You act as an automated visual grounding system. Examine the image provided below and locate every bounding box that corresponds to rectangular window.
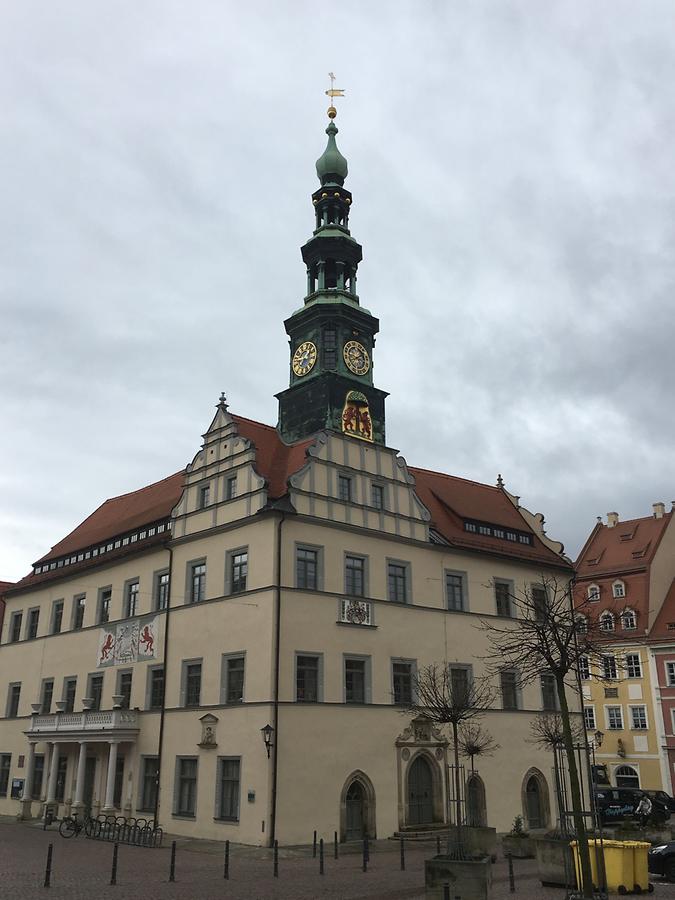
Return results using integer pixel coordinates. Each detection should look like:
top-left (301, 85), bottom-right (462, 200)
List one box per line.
top-left (296, 547), bottom-right (318, 590)
top-left (55, 757), bottom-right (67, 802)
top-left (51, 600), bottom-right (64, 635)
top-left (387, 562), bottom-right (408, 604)
top-left (667, 662), bottom-right (675, 686)
top-left (148, 667), bottom-right (164, 710)
top-left (27, 609), bottom-right (40, 639)
top-left (217, 758), bottom-right (241, 821)
top-left (231, 551), bottom-right (248, 594)
top-left (371, 484), bottom-right (384, 510)
top-left (0, 754), bottom-right (10, 796)
top-left (223, 655), bottom-right (245, 704)
top-left (345, 657), bottom-right (368, 704)
top-left (626, 654), bottom-right (642, 679)
top-left (10, 612), bottom-right (22, 643)
top-left (500, 670), bottom-right (519, 710)
top-left (296, 654), bottom-right (321, 702)
top-left (392, 661), bottom-right (414, 705)
top-left (446, 572), bottom-right (466, 612)
top-left (450, 666), bottom-right (471, 705)
top-left (630, 705), bottom-right (648, 730)
top-left (602, 656), bottom-right (618, 680)
top-left (175, 757), bottom-right (198, 816)
top-left (190, 563), bottom-right (206, 603)
top-left (31, 754), bottom-right (44, 800)
top-left (226, 476), bottom-right (237, 500)
top-left (7, 683), bottom-right (21, 718)
top-left (579, 657), bottom-right (590, 681)
top-left (98, 588), bottom-right (112, 624)
top-left (345, 555), bottom-right (365, 597)
top-left (155, 571), bottom-right (170, 611)
top-left (140, 757), bottom-right (159, 812)
top-left (198, 484), bottom-right (211, 509)
top-left (495, 581), bottom-right (512, 617)
top-left (41, 679), bottom-right (54, 715)
top-left (184, 662), bottom-right (202, 707)
top-left (541, 674), bottom-right (558, 711)
top-left (584, 707), bottom-right (596, 730)
top-left (125, 581), bottom-right (139, 618)
top-left (607, 706), bottom-right (623, 730)
top-left (63, 677), bottom-right (77, 713)
top-left (117, 671), bottom-right (132, 709)
top-left (88, 674), bottom-right (104, 711)
top-left (113, 757), bottom-right (124, 808)
top-left (323, 328), bottom-right (337, 369)
top-left (338, 474), bottom-right (352, 503)
top-left (73, 595), bottom-right (85, 630)
top-left (532, 586), bottom-right (548, 621)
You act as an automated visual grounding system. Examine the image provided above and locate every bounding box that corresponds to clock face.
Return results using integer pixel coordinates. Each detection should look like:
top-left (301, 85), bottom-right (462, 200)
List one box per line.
top-left (292, 341), bottom-right (317, 377)
top-left (343, 340), bottom-right (370, 376)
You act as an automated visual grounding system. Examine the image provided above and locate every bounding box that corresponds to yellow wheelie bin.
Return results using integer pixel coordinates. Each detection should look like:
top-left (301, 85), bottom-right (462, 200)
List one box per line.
top-left (571, 839), bottom-right (635, 894)
top-left (624, 840), bottom-right (651, 893)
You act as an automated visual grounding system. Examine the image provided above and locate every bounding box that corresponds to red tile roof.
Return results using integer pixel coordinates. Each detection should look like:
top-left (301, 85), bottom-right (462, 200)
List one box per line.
top-left (576, 513), bottom-right (672, 579)
top-left (0, 581), bottom-right (14, 595)
top-left (8, 415), bottom-right (569, 594)
top-left (649, 578), bottom-right (675, 642)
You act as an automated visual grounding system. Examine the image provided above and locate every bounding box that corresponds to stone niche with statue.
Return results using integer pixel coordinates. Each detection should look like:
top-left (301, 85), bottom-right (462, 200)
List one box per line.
top-left (198, 713), bottom-right (218, 749)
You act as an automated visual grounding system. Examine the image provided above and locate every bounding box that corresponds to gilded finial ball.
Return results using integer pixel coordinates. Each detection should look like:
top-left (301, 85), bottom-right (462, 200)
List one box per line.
top-left (321, 192), bottom-right (328, 198)
top-left (312, 199), bottom-right (318, 205)
top-left (334, 192), bottom-right (340, 197)
top-left (327, 105), bottom-right (337, 119)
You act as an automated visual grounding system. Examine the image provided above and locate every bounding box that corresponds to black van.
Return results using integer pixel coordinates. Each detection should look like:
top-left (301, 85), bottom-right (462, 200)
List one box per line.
top-left (594, 787), bottom-right (670, 825)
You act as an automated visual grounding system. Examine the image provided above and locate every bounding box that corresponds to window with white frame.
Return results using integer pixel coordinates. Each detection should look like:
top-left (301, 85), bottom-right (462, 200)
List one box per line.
top-left (625, 653), bottom-right (642, 678)
top-left (576, 616), bottom-right (588, 634)
top-left (599, 612), bottom-right (615, 632)
top-left (667, 662), bottom-right (675, 687)
top-left (584, 706), bottom-right (596, 730)
top-left (588, 584), bottom-right (600, 601)
top-left (629, 705), bottom-right (648, 730)
top-left (606, 706), bottom-right (623, 730)
top-left (613, 580), bottom-right (626, 599)
top-left (621, 609), bottom-right (636, 631)
top-left (578, 657), bottom-right (590, 681)
top-left (602, 655), bottom-right (618, 680)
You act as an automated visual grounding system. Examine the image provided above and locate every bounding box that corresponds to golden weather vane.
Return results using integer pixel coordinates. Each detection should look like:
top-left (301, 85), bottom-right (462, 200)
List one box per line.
top-left (325, 71), bottom-right (345, 119)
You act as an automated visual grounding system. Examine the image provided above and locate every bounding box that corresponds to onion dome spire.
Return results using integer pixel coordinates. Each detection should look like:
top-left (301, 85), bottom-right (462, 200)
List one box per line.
top-left (316, 120), bottom-right (348, 186)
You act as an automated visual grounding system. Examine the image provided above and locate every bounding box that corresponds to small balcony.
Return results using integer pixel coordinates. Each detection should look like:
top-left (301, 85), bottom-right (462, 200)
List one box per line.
top-left (338, 598), bottom-right (375, 627)
top-left (26, 709), bottom-right (139, 742)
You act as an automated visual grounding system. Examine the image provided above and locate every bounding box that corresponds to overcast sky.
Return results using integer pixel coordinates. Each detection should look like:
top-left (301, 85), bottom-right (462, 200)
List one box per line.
top-left (2, 1), bottom-right (674, 581)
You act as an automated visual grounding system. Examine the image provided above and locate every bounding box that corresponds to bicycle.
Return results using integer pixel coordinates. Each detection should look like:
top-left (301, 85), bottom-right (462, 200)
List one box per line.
top-left (58, 811), bottom-right (96, 838)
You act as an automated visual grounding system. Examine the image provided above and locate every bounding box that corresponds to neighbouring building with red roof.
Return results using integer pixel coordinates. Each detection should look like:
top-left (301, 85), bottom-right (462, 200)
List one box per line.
top-left (574, 505), bottom-right (675, 794)
top-left (645, 575), bottom-right (675, 794)
top-left (0, 581), bottom-right (12, 646)
top-left (0, 111), bottom-right (576, 843)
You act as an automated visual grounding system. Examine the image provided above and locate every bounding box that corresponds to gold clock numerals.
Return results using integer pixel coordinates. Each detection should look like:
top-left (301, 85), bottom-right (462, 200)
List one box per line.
top-left (343, 340), bottom-right (370, 376)
top-left (292, 340), bottom-right (318, 377)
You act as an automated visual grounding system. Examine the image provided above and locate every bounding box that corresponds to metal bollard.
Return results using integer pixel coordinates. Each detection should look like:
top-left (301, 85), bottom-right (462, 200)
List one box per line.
top-left (273, 840), bottom-right (279, 878)
top-left (169, 840), bottom-right (176, 882)
top-left (313, 829), bottom-right (317, 858)
top-left (44, 843), bottom-right (53, 888)
top-left (334, 830), bottom-right (338, 860)
top-left (223, 839), bottom-right (229, 879)
top-left (508, 851), bottom-right (515, 893)
top-left (436, 834), bottom-right (441, 855)
top-left (362, 837), bottom-right (368, 873)
top-left (400, 836), bottom-right (405, 871)
top-left (110, 842), bottom-right (119, 886)
top-left (319, 837), bottom-right (324, 875)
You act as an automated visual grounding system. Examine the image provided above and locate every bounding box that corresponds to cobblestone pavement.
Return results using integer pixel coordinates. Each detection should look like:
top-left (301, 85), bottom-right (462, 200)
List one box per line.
top-left (3, 820), bottom-right (675, 899)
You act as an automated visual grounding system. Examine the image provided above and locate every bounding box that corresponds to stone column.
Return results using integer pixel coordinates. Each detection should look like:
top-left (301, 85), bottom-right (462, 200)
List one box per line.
top-left (72, 741), bottom-right (88, 813)
top-left (103, 742), bottom-right (119, 813)
top-left (46, 743), bottom-right (59, 810)
top-left (18, 742), bottom-right (36, 820)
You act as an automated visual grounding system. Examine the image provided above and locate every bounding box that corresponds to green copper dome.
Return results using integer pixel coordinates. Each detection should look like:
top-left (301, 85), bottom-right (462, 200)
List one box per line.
top-left (315, 121), bottom-right (348, 185)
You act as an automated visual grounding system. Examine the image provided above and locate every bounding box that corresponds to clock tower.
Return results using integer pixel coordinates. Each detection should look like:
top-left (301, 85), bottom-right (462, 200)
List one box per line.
top-left (276, 108), bottom-right (387, 445)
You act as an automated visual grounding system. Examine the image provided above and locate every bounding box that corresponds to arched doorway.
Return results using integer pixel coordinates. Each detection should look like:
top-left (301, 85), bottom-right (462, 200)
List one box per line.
top-left (408, 755), bottom-right (434, 825)
top-left (466, 774), bottom-right (487, 827)
top-left (339, 771), bottom-right (376, 842)
top-left (521, 768), bottom-right (550, 830)
top-left (615, 765), bottom-right (640, 788)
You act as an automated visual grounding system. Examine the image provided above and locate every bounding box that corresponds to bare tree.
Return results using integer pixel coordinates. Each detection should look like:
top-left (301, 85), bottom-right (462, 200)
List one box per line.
top-left (528, 713), bottom-right (584, 750)
top-left (479, 574), bottom-right (619, 898)
top-left (458, 723), bottom-right (500, 775)
top-left (407, 663), bottom-right (494, 855)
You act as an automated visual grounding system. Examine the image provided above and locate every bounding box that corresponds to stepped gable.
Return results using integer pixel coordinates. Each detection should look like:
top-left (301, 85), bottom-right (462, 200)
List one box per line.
top-left (410, 467), bottom-right (568, 567)
top-left (231, 414), bottom-right (314, 499)
top-left (576, 512), bottom-right (671, 577)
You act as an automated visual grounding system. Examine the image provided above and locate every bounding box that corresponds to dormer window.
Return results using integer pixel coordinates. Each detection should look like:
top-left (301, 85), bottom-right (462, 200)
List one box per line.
top-left (599, 611), bottom-right (615, 632)
top-left (612, 580), bottom-right (626, 599)
top-left (621, 609), bottom-right (637, 631)
top-left (588, 585), bottom-right (600, 602)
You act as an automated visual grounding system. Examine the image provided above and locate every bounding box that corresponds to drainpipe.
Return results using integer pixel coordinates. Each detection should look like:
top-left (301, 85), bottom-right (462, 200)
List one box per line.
top-left (269, 511), bottom-right (285, 846)
top-left (153, 543), bottom-right (173, 826)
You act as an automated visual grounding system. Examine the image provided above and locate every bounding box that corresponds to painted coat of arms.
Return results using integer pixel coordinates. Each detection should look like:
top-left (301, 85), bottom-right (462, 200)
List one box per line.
top-left (97, 616), bottom-right (158, 667)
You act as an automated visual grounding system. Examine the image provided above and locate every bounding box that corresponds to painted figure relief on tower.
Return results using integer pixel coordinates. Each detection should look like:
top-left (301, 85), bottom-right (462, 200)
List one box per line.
top-left (342, 390), bottom-right (373, 441)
